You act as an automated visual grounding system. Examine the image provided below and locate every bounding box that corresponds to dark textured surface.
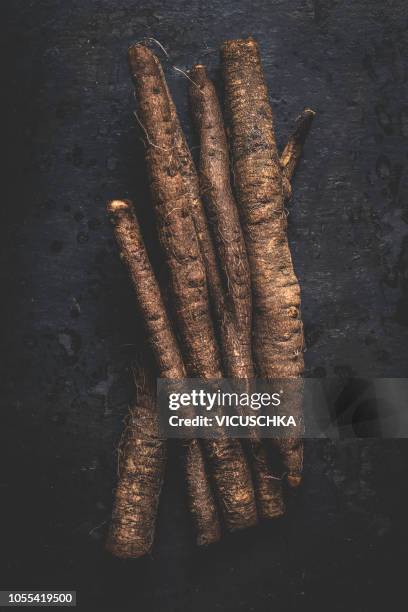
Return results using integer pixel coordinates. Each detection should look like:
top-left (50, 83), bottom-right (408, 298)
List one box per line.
top-left (1, 1), bottom-right (408, 610)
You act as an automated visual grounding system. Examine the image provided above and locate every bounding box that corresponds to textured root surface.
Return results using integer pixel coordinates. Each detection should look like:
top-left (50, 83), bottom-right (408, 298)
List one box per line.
top-left (108, 198), bottom-right (222, 545)
top-left (274, 379), bottom-right (304, 486)
top-left (189, 64), bottom-right (253, 379)
top-left (128, 44), bottom-right (221, 378)
top-left (106, 367), bottom-right (165, 558)
top-left (246, 439), bottom-right (285, 518)
top-left (129, 44), bottom-right (257, 531)
top-left (185, 439), bottom-right (221, 545)
top-left (190, 64), bottom-right (284, 516)
top-left (204, 437), bottom-right (257, 531)
top-left (221, 37), bottom-right (304, 483)
top-left (107, 199), bottom-right (185, 379)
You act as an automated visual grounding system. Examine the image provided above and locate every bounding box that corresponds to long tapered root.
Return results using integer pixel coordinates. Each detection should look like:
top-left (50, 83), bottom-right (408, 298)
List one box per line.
top-left (128, 44), bottom-right (258, 532)
top-left (189, 64), bottom-right (254, 379)
top-left (107, 199), bottom-right (185, 380)
top-left (128, 44), bottom-right (222, 378)
top-left (107, 198), bottom-right (222, 548)
top-left (221, 38), bottom-right (305, 487)
top-left (189, 64), bottom-right (284, 519)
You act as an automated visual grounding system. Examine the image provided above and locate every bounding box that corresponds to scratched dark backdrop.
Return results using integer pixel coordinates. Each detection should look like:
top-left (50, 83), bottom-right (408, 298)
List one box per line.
top-left (1, 0), bottom-right (408, 610)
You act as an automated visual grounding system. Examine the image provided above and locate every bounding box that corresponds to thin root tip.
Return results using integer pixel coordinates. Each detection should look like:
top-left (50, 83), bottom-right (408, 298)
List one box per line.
top-left (260, 505), bottom-right (285, 520)
top-left (227, 515), bottom-right (258, 533)
top-left (128, 42), bottom-right (140, 59)
top-left (105, 541), bottom-right (149, 559)
top-left (107, 199), bottom-right (132, 213)
top-left (287, 474), bottom-right (302, 488)
top-left (192, 63), bottom-right (206, 73)
top-left (190, 64), bottom-right (208, 87)
top-left (128, 41), bottom-right (148, 54)
top-left (128, 43), bottom-right (159, 71)
top-left (220, 36), bottom-right (258, 53)
top-left (196, 531), bottom-right (222, 547)
top-left (303, 108), bottom-right (316, 116)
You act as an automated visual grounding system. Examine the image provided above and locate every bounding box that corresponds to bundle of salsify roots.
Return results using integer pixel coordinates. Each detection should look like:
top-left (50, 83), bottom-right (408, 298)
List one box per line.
top-left (105, 37), bottom-right (315, 558)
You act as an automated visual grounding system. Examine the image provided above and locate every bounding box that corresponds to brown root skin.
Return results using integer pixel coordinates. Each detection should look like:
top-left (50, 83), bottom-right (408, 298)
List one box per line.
top-left (128, 44), bottom-right (257, 531)
top-left (105, 364), bottom-right (165, 559)
top-left (185, 438), bottom-right (222, 545)
top-left (287, 474), bottom-right (302, 488)
top-left (273, 379), bottom-right (304, 487)
top-left (107, 198), bottom-right (221, 547)
top-left (128, 44), bottom-right (222, 379)
top-left (107, 199), bottom-right (185, 380)
top-left (281, 108), bottom-right (316, 183)
top-left (189, 65), bottom-right (284, 519)
top-left (221, 37), bottom-right (304, 485)
top-left (248, 436), bottom-right (285, 518)
top-left (204, 438), bottom-right (256, 530)
top-left (185, 437), bottom-right (223, 545)
top-left (189, 64), bottom-right (253, 380)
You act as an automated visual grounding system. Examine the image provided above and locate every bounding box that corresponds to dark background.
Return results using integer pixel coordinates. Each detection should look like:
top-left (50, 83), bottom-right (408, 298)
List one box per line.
top-left (1, 0), bottom-right (408, 610)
